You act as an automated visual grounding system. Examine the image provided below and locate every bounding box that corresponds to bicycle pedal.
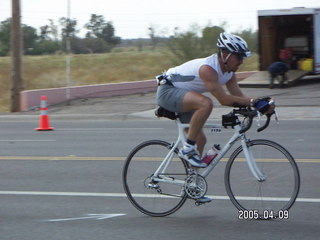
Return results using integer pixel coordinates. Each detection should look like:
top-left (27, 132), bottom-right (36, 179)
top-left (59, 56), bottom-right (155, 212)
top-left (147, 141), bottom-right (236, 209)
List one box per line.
top-left (194, 196), bottom-right (212, 206)
top-left (195, 200), bottom-right (205, 206)
top-left (147, 183), bottom-right (159, 189)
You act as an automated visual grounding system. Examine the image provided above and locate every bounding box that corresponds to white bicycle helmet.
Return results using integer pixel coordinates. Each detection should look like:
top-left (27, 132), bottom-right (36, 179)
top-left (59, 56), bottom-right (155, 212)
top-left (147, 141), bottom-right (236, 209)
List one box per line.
top-left (217, 32), bottom-right (251, 58)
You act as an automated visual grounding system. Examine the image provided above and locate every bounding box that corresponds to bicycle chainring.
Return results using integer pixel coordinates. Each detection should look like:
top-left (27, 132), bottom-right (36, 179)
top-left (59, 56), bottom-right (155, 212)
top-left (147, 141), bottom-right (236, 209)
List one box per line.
top-left (184, 174), bottom-right (207, 199)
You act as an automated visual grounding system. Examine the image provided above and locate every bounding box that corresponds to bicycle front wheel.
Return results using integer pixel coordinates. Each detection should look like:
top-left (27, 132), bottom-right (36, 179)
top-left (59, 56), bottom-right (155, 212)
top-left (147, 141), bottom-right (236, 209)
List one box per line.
top-left (122, 140), bottom-right (189, 217)
top-left (225, 139), bottom-right (300, 219)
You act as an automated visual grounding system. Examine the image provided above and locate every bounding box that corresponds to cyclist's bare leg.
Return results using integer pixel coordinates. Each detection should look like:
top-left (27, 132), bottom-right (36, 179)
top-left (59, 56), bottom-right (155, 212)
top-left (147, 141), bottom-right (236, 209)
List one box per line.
top-left (196, 130), bottom-right (206, 156)
top-left (184, 129), bottom-right (207, 156)
top-left (181, 91), bottom-right (213, 149)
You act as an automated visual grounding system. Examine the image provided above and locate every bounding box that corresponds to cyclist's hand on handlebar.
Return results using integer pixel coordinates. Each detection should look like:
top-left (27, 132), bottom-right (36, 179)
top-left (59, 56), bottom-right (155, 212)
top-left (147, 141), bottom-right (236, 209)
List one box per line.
top-left (253, 97), bottom-right (275, 115)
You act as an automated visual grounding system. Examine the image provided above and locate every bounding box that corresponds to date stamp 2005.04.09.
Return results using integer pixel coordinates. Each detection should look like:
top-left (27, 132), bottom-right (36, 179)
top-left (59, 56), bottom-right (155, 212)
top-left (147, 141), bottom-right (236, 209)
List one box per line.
top-left (238, 210), bottom-right (289, 220)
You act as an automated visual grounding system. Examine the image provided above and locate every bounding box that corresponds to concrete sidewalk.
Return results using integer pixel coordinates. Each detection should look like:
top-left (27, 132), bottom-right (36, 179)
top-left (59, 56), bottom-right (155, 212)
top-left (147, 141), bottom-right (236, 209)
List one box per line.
top-left (1, 77), bottom-right (319, 121)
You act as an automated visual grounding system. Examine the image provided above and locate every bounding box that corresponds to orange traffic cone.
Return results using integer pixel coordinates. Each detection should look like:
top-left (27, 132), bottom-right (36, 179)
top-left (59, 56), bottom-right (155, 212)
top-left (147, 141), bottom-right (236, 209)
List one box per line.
top-left (36, 96), bottom-right (54, 131)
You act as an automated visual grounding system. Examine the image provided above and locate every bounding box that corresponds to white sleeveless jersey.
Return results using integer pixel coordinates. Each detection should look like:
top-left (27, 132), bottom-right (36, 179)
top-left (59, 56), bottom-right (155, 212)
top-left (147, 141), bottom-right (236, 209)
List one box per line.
top-left (166, 54), bottom-right (234, 93)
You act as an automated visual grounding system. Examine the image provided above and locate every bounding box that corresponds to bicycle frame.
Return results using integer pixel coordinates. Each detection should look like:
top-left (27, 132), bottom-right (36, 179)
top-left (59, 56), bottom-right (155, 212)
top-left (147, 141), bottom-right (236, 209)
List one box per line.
top-left (151, 122), bottom-right (186, 186)
top-left (152, 118), bottom-right (266, 185)
top-left (201, 122), bottom-right (266, 181)
top-left (124, 106), bottom-right (301, 218)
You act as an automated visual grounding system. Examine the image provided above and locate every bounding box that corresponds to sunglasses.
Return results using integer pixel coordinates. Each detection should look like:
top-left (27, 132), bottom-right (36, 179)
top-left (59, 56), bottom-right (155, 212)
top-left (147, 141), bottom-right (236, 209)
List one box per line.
top-left (234, 53), bottom-right (244, 61)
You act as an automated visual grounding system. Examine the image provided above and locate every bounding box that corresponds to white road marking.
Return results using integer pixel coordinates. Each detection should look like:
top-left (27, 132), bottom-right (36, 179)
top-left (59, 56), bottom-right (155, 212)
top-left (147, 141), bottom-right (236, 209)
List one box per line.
top-left (0, 156), bottom-right (319, 162)
top-left (0, 139), bottom-right (56, 142)
top-left (0, 156), bottom-right (126, 161)
top-left (45, 213), bottom-right (126, 222)
top-left (0, 191), bottom-right (126, 197)
top-left (0, 190), bottom-right (319, 203)
top-left (57, 128), bottom-right (163, 131)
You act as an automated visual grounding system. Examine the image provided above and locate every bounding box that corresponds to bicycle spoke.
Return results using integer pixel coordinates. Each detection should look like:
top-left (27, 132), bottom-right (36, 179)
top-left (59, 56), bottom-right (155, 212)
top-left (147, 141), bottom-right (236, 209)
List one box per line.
top-left (225, 139), bottom-right (300, 219)
top-left (123, 140), bottom-right (188, 217)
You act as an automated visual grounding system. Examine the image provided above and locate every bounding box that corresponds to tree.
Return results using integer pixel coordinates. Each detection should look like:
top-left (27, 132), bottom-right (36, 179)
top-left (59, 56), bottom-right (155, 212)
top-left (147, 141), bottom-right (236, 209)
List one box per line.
top-left (148, 24), bottom-right (161, 50)
top-left (72, 37), bottom-right (110, 54)
top-left (0, 18), bottom-right (39, 56)
top-left (22, 25), bottom-right (38, 55)
top-left (0, 19), bottom-right (11, 56)
top-left (35, 20), bottom-right (62, 55)
top-left (166, 23), bottom-right (258, 63)
top-left (232, 29), bottom-right (258, 53)
top-left (201, 25), bottom-right (224, 55)
top-left (60, 17), bottom-right (78, 39)
top-left (39, 25), bottom-right (50, 41)
top-left (100, 22), bottom-right (121, 47)
top-left (167, 29), bottom-right (203, 63)
top-left (84, 14), bottom-right (120, 52)
top-left (59, 17), bottom-right (78, 54)
top-left (31, 38), bottom-right (61, 55)
top-left (85, 14), bottom-right (105, 38)
top-left (48, 19), bottom-right (59, 41)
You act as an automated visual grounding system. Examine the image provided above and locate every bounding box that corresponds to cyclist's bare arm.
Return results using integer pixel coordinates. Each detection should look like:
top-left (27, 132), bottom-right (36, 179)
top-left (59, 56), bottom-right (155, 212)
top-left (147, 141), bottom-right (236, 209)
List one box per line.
top-left (225, 74), bottom-right (246, 97)
top-left (199, 65), bottom-right (251, 107)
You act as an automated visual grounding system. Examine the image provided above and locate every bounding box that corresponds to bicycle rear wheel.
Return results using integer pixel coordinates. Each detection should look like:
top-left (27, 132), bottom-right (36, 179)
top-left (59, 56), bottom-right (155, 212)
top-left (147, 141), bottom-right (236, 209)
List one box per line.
top-left (122, 140), bottom-right (188, 217)
top-left (225, 139), bottom-right (300, 219)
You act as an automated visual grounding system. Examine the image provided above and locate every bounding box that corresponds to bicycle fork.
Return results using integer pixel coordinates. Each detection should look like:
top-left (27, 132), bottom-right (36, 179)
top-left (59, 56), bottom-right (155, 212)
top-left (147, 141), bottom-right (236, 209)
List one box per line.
top-left (241, 137), bottom-right (266, 182)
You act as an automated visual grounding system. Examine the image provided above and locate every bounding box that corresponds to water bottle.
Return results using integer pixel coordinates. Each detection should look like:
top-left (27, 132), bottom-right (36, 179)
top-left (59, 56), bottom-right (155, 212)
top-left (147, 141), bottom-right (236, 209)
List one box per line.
top-left (202, 144), bottom-right (220, 165)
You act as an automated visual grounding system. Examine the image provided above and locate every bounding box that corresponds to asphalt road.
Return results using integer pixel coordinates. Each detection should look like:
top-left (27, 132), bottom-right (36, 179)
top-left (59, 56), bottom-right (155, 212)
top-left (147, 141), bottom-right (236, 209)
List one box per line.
top-left (0, 118), bottom-right (319, 240)
top-left (0, 81), bottom-right (319, 239)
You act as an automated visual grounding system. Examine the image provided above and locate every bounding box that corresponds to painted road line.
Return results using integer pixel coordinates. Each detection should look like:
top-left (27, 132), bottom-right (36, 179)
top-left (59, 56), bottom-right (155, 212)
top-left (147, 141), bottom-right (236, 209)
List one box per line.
top-left (0, 191), bottom-right (319, 203)
top-left (56, 128), bottom-right (163, 131)
top-left (45, 214), bottom-right (126, 222)
top-left (0, 156), bottom-right (319, 163)
top-left (0, 191), bottom-right (126, 197)
top-left (0, 156), bottom-right (126, 161)
top-left (0, 139), bottom-right (56, 142)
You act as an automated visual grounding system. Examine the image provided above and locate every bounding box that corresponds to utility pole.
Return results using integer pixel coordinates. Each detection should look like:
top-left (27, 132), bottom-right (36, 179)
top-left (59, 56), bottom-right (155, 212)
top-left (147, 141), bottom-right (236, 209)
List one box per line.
top-left (11, 0), bottom-right (23, 112)
top-left (65, 0), bottom-right (72, 103)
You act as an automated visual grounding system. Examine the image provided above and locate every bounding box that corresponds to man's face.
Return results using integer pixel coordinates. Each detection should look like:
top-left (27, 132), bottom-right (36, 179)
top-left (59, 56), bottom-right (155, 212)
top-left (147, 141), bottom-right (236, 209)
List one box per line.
top-left (227, 53), bottom-right (244, 72)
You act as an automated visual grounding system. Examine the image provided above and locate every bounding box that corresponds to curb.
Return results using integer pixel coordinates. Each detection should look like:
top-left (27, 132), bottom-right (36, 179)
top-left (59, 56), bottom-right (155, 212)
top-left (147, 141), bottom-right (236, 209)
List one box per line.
top-left (20, 80), bottom-right (157, 111)
top-left (20, 72), bottom-right (257, 111)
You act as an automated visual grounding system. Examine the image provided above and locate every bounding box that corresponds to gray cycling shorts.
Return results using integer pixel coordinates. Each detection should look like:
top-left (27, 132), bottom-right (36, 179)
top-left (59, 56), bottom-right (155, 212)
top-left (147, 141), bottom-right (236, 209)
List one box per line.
top-left (156, 84), bottom-right (194, 123)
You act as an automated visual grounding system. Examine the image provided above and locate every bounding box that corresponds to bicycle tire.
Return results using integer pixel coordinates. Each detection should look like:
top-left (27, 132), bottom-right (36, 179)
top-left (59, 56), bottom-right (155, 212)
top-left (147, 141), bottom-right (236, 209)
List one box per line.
top-left (225, 139), bottom-right (300, 220)
top-left (122, 140), bottom-right (189, 217)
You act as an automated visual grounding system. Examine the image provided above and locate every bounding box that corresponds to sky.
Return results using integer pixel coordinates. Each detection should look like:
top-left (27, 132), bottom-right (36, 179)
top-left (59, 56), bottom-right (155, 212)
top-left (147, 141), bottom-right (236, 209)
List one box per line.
top-left (0, 0), bottom-right (319, 39)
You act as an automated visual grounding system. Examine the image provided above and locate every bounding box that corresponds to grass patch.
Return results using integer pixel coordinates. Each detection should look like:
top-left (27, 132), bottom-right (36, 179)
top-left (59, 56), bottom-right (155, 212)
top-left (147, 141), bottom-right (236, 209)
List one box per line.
top-left (0, 50), bottom-right (258, 112)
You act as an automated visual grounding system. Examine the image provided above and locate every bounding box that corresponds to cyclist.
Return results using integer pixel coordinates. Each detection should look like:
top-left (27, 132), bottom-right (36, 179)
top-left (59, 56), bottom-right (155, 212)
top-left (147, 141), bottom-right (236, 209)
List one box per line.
top-left (156, 32), bottom-right (275, 174)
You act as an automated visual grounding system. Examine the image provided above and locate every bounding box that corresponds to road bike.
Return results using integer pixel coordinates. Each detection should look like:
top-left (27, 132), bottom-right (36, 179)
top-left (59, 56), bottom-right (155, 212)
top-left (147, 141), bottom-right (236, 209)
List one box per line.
top-left (122, 107), bottom-right (300, 219)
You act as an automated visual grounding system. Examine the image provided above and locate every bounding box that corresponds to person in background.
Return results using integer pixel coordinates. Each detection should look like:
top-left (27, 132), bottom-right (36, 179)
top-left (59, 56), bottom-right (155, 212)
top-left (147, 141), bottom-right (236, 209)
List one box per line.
top-left (268, 61), bottom-right (289, 88)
